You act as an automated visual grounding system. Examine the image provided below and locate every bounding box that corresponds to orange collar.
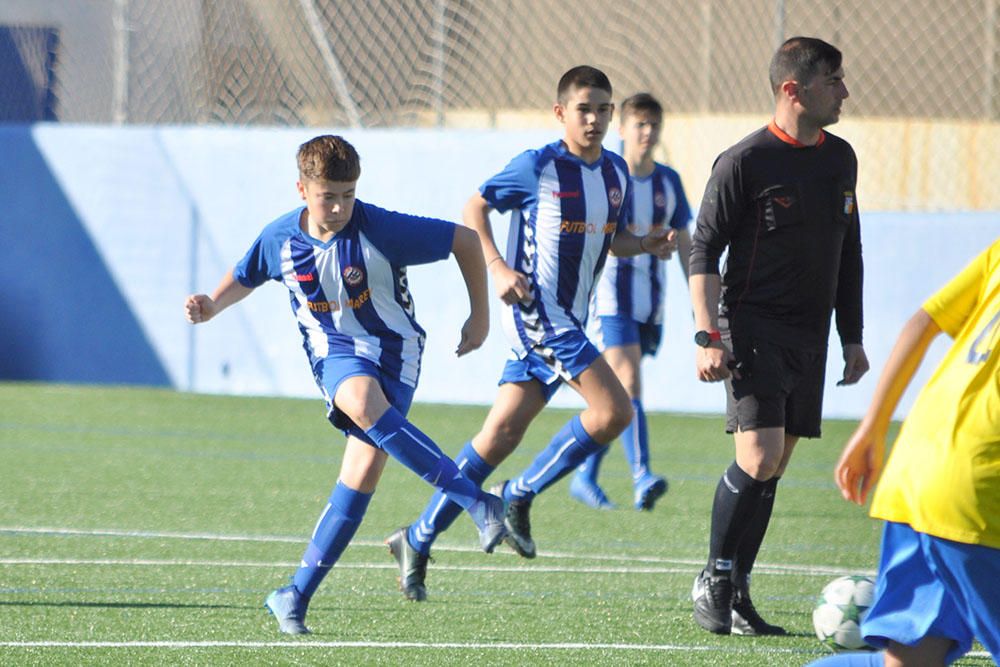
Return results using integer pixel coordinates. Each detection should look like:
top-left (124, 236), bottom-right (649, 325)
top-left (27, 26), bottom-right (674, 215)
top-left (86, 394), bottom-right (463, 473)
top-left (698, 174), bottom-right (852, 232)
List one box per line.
top-left (768, 120), bottom-right (825, 148)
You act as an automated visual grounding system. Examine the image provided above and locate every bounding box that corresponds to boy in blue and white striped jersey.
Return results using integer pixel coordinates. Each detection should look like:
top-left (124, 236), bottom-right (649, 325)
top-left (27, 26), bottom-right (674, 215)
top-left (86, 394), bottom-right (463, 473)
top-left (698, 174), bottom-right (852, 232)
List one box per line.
top-left (185, 135), bottom-right (506, 633)
top-left (573, 93), bottom-right (692, 511)
top-left (386, 67), bottom-right (677, 602)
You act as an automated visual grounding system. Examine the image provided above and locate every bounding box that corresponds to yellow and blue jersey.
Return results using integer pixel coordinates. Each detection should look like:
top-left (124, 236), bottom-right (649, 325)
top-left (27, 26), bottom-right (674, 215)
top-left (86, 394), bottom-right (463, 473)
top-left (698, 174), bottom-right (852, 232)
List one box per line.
top-left (233, 200), bottom-right (456, 388)
top-left (870, 237), bottom-right (1000, 548)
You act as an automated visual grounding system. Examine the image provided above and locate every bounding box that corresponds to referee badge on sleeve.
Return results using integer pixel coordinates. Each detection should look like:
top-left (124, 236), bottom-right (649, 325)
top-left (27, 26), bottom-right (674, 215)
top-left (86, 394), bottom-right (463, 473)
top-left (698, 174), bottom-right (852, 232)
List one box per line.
top-left (843, 191), bottom-right (855, 215)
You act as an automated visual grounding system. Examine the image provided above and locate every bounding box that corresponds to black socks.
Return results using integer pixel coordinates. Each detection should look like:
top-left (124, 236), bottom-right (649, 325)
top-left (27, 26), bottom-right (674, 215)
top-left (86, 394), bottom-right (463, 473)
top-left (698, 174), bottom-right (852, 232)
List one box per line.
top-left (707, 461), bottom-right (768, 576)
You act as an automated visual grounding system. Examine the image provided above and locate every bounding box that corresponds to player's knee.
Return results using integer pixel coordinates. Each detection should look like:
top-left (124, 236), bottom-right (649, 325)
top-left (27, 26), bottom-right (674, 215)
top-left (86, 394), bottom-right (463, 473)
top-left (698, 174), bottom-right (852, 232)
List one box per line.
top-left (335, 378), bottom-right (395, 431)
top-left (478, 421), bottom-right (526, 458)
top-left (594, 398), bottom-right (633, 439)
top-left (344, 406), bottom-right (374, 431)
top-left (336, 395), bottom-right (380, 431)
top-left (741, 455), bottom-right (781, 481)
top-left (608, 402), bottom-right (633, 436)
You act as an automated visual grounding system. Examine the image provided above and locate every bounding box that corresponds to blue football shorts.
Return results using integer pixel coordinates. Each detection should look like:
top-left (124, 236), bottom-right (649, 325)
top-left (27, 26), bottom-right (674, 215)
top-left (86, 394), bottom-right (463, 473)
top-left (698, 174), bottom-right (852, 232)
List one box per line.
top-left (862, 521), bottom-right (1000, 663)
top-left (500, 329), bottom-right (601, 403)
top-left (596, 315), bottom-right (662, 356)
top-left (312, 355), bottom-right (415, 443)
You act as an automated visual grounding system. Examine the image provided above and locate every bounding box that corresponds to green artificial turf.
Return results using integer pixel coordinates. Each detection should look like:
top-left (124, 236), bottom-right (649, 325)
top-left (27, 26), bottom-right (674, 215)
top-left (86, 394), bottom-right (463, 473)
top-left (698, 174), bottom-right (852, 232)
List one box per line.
top-left (0, 383), bottom-right (990, 666)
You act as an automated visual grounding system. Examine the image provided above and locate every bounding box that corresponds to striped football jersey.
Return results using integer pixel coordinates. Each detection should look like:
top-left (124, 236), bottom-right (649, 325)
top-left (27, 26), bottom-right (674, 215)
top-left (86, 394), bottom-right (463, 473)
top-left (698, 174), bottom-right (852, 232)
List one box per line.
top-left (480, 140), bottom-right (631, 357)
top-left (593, 163), bottom-right (691, 325)
top-left (233, 201), bottom-right (455, 387)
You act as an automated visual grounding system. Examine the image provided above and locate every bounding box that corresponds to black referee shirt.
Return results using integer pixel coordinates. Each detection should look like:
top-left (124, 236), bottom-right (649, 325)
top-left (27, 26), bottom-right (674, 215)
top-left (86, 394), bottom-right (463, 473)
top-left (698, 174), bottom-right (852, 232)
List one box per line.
top-left (690, 123), bottom-right (863, 351)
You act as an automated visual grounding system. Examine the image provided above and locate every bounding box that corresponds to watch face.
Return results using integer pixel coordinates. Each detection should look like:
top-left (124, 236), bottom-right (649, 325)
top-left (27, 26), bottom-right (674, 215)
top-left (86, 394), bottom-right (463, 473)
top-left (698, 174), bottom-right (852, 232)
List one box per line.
top-left (695, 331), bottom-right (710, 347)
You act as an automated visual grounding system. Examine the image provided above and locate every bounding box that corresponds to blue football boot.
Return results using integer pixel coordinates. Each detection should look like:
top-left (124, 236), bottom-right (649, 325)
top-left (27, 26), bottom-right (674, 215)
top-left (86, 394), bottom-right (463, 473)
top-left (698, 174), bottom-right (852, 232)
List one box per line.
top-left (633, 472), bottom-right (668, 511)
top-left (569, 473), bottom-right (616, 509)
top-left (264, 584), bottom-right (310, 635)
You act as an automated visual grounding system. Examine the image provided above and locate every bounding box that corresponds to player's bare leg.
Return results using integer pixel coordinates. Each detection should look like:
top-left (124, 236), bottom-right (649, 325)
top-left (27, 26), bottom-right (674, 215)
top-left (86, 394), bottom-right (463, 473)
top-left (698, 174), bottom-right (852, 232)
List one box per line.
top-left (886, 637), bottom-right (952, 666)
top-left (570, 355), bottom-right (634, 442)
top-left (472, 380), bottom-right (549, 465)
top-left (339, 434), bottom-right (388, 492)
top-left (569, 344), bottom-right (640, 508)
top-left (497, 357), bottom-right (632, 557)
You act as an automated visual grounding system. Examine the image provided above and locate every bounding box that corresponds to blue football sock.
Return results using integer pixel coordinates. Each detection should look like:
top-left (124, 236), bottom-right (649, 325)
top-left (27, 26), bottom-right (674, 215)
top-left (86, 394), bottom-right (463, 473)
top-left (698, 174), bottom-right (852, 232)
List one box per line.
top-left (575, 445), bottom-right (608, 484)
top-left (621, 398), bottom-right (650, 479)
top-left (804, 652), bottom-right (885, 666)
top-left (365, 407), bottom-right (481, 510)
top-left (505, 415), bottom-right (606, 503)
top-left (292, 481), bottom-right (372, 599)
top-left (409, 441), bottom-right (495, 556)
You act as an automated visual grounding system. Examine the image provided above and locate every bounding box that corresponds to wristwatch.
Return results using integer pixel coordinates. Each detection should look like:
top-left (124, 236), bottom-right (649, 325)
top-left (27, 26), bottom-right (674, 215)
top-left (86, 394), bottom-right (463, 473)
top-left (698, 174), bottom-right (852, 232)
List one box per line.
top-left (694, 329), bottom-right (722, 347)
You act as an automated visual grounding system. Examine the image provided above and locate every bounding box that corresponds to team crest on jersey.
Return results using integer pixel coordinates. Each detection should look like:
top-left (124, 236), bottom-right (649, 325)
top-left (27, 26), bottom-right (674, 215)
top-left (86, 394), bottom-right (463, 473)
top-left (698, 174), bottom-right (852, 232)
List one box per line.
top-left (608, 187), bottom-right (623, 208)
top-left (654, 192), bottom-right (667, 208)
top-left (342, 265), bottom-right (365, 286)
top-left (843, 191), bottom-right (855, 215)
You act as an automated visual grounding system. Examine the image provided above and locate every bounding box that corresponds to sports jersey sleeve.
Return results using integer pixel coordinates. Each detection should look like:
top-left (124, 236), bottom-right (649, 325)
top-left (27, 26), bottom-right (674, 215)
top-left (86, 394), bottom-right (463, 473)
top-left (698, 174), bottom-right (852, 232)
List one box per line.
top-left (233, 224), bottom-right (286, 288)
top-left (922, 242), bottom-right (994, 338)
top-left (479, 150), bottom-right (539, 213)
top-left (689, 152), bottom-right (744, 275)
top-left (835, 149), bottom-right (864, 345)
top-left (663, 168), bottom-right (692, 230)
top-left (616, 175), bottom-right (634, 235)
top-left (358, 202), bottom-right (457, 266)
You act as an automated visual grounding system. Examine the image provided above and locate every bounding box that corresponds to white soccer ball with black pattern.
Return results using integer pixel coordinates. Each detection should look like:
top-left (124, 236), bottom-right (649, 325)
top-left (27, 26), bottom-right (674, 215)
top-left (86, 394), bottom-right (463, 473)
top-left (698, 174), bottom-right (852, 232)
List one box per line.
top-left (812, 575), bottom-right (877, 651)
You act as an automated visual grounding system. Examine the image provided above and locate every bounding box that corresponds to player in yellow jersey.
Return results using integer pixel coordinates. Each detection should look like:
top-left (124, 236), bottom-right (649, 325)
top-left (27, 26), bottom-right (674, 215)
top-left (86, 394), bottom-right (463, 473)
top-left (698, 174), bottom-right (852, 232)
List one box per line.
top-left (809, 237), bottom-right (1000, 666)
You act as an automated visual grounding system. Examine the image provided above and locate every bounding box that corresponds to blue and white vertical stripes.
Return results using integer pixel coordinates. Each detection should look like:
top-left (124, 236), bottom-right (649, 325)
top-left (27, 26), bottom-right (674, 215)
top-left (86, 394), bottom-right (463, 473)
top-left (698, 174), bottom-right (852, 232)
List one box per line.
top-left (233, 201), bottom-right (456, 388)
top-left (479, 140), bottom-right (632, 358)
top-left (594, 163), bottom-right (691, 325)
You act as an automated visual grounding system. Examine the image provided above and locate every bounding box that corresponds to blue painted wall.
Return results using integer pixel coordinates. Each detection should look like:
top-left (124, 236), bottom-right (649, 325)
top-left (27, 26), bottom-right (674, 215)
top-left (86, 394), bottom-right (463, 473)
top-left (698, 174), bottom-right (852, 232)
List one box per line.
top-left (0, 127), bottom-right (170, 385)
top-left (2, 123), bottom-right (997, 420)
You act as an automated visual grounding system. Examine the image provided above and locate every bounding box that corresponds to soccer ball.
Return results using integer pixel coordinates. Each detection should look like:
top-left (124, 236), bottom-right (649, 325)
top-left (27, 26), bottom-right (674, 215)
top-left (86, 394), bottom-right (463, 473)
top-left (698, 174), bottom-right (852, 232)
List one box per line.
top-left (812, 575), bottom-right (876, 651)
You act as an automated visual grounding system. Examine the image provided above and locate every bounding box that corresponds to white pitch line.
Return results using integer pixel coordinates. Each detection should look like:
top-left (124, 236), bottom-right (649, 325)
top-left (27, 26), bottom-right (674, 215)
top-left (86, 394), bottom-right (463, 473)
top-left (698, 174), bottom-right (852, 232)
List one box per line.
top-left (0, 640), bottom-right (809, 654)
top-left (0, 641), bottom-right (988, 660)
top-left (0, 525), bottom-right (876, 577)
top-left (0, 526), bottom-right (302, 544)
top-left (0, 557), bottom-right (697, 575)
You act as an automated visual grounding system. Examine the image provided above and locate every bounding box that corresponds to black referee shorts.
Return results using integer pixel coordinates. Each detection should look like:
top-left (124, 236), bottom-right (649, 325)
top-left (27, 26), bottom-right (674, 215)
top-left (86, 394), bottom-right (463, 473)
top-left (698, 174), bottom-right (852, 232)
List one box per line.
top-left (723, 333), bottom-right (828, 438)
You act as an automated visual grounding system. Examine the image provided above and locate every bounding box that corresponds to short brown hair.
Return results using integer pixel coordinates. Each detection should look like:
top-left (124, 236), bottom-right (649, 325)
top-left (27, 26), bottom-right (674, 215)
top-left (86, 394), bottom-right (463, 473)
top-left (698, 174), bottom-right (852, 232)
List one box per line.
top-left (769, 37), bottom-right (842, 95)
top-left (621, 92), bottom-right (663, 122)
top-left (557, 65), bottom-right (612, 104)
top-left (296, 135), bottom-right (361, 182)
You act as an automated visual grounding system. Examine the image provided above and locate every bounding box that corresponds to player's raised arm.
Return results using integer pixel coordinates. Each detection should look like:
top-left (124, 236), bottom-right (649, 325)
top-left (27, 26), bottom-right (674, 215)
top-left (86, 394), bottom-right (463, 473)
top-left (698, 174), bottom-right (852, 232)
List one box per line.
top-left (463, 193), bottom-right (530, 305)
top-left (451, 225), bottom-right (489, 356)
top-left (184, 269), bottom-right (255, 324)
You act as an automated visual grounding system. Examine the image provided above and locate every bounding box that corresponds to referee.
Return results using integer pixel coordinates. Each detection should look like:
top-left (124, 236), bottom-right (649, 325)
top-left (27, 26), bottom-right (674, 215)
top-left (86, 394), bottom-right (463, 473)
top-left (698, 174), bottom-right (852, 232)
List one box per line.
top-left (688, 36), bottom-right (870, 636)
